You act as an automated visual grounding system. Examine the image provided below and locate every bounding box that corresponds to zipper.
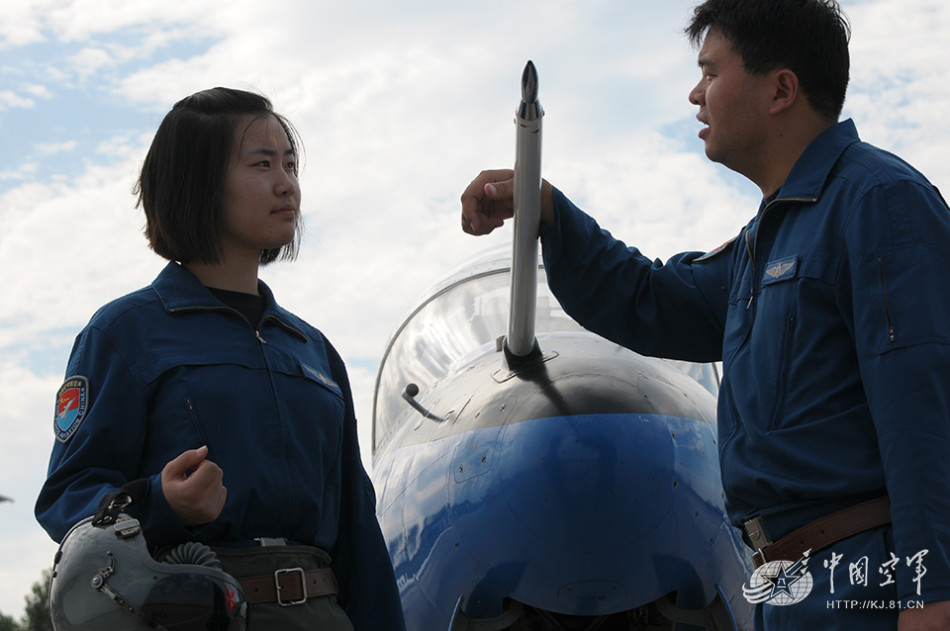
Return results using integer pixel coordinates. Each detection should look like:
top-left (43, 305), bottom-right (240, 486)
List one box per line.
top-left (184, 395), bottom-right (209, 444)
top-left (744, 229), bottom-right (754, 309)
top-left (768, 311), bottom-right (796, 430)
top-left (745, 196), bottom-right (818, 309)
top-left (255, 314), bottom-right (273, 344)
top-left (877, 256), bottom-right (896, 343)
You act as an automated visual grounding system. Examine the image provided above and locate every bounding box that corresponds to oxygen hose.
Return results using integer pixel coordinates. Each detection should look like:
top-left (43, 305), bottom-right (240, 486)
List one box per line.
top-left (158, 541), bottom-right (222, 568)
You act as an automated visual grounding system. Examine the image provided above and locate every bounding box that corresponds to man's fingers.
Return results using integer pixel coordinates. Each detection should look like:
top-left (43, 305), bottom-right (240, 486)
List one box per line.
top-left (460, 169), bottom-right (515, 236)
top-left (484, 178), bottom-right (514, 201)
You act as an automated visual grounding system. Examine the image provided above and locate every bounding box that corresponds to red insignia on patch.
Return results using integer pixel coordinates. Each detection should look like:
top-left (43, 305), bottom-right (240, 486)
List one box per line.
top-left (55, 376), bottom-right (89, 443)
top-left (694, 235), bottom-right (738, 263)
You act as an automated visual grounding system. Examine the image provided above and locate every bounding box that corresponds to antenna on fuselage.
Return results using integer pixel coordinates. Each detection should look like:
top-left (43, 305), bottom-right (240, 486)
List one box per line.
top-left (505, 60), bottom-right (544, 365)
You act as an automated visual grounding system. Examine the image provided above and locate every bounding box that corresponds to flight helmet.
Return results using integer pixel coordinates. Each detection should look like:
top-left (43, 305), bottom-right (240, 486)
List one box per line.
top-left (49, 514), bottom-right (246, 631)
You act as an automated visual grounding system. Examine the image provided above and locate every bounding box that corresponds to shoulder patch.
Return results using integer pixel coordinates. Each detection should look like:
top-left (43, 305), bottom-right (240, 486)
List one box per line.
top-left (55, 376), bottom-right (89, 443)
top-left (694, 235), bottom-right (738, 263)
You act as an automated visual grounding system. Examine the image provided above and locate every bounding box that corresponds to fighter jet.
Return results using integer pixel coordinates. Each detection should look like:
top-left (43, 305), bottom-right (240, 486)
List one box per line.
top-left (370, 62), bottom-right (753, 630)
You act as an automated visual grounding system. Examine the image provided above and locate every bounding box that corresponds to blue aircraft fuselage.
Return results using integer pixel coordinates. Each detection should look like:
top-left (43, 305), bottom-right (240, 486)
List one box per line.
top-left (371, 256), bottom-right (754, 630)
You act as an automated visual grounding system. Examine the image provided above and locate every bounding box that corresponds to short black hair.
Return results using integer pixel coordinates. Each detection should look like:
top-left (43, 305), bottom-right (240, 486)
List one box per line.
top-left (136, 87), bottom-right (303, 265)
top-left (686, 0), bottom-right (851, 120)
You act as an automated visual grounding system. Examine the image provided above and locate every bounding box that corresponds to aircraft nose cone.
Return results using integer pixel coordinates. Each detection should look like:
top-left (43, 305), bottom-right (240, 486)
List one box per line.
top-left (497, 413), bottom-right (675, 553)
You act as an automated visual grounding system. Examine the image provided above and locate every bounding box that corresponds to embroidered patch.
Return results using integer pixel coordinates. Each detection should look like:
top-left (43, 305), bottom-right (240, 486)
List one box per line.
top-left (55, 376), bottom-right (89, 443)
top-left (763, 256), bottom-right (799, 285)
top-left (694, 235), bottom-right (738, 263)
top-left (301, 363), bottom-right (338, 390)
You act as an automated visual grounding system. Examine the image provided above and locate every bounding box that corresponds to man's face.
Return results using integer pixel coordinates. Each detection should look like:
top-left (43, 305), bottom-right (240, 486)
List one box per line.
top-left (688, 27), bottom-right (772, 179)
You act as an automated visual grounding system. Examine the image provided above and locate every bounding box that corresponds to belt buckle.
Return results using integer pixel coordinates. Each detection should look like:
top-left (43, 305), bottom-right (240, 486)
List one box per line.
top-left (274, 567), bottom-right (307, 607)
top-left (743, 516), bottom-right (773, 567)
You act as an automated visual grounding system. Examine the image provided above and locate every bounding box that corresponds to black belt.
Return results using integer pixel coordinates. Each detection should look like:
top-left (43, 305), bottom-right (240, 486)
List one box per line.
top-left (743, 495), bottom-right (892, 568)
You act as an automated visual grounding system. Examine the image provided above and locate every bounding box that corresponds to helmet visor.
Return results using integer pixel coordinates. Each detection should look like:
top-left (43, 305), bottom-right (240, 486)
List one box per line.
top-left (142, 573), bottom-right (246, 631)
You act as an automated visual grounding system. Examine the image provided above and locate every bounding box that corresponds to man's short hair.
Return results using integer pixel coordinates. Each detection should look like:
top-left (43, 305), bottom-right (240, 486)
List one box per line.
top-left (686, 0), bottom-right (851, 120)
top-left (136, 87), bottom-right (302, 265)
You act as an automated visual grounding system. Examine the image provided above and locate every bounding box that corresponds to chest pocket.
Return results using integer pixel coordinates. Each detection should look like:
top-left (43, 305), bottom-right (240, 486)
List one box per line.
top-left (762, 256), bottom-right (799, 287)
top-left (297, 362), bottom-right (346, 433)
top-left (299, 362), bottom-right (343, 398)
top-left (756, 256), bottom-right (800, 430)
top-left (722, 251), bottom-right (804, 434)
top-left (271, 358), bottom-right (346, 423)
top-left (171, 355), bottom-right (346, 470)
top-left (255, 356), bottom-right (347, 484)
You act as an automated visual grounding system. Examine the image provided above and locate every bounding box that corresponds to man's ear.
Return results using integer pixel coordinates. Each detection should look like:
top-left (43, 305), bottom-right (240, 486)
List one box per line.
top-left (769, 68), bottom-right (800, 115)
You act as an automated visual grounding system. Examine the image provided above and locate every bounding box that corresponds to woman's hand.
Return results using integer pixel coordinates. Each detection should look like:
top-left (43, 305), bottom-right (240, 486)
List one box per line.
top-left (161, 445), bottom-right (227, 526)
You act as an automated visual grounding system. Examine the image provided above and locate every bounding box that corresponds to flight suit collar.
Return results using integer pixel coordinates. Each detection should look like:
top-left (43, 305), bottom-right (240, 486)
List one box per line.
top-left (776, 118), bottom-right (861, 203)
top-left (151, 262), bottom-right (307, 341)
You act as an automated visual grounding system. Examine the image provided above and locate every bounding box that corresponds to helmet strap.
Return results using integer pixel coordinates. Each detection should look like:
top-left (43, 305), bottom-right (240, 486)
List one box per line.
top-left (91, 551), bottom-right (170, 631)
top-left (92, 478), bottom-right (148, 526)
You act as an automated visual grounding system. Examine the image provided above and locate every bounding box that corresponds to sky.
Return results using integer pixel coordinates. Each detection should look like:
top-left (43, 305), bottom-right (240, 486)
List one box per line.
top-left (1, 0), bottom-right (948, 619)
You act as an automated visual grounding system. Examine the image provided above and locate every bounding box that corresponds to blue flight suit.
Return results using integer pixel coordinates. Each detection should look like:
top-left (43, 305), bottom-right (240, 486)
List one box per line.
top-left (36, 261), bottom-right (406, 630)
top-left (538, 120), bottom-right (950, 626)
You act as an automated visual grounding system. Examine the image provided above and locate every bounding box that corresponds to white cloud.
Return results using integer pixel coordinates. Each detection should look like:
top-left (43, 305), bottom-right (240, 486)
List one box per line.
top-left (0, 162), bottom-right (39, 183)
top-left (39, 0), bottom-right (219, 43)
top-left (0, 359), bottom-right (61, 616)
top-left (68, 46), bottom-right (115, 77)
top-left (845, 0), bottom-right (950, 184)
top-left (0, 0), bottom-right (53, 48)
top-left (34, 140), bottom-right (77, 156)
top-left (0, 151), bottom-right (163, 348)
top-left (22, 83), bottom-right (52, 99)
top-left (0, 90), bottom-right (35, 109)
top-left (0, 83), bottom-right (52, 113)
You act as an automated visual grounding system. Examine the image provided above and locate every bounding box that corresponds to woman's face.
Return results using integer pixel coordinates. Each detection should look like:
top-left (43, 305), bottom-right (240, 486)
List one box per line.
top-left (218, 114), bottom-right (300, 264)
